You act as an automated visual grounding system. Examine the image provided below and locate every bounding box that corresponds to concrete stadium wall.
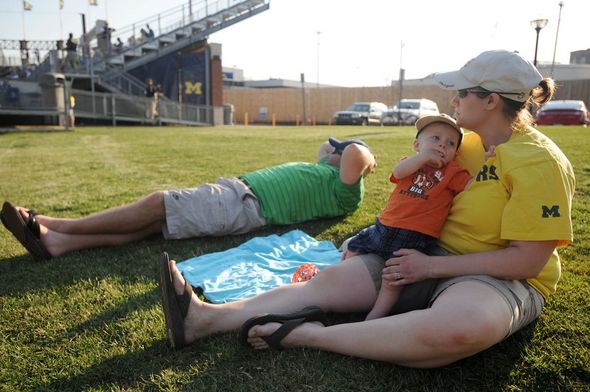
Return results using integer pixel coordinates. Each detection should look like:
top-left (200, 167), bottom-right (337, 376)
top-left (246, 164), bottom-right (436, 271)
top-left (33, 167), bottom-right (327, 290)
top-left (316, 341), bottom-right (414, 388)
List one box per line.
top-left (222, 79), bottom-right (590, 125)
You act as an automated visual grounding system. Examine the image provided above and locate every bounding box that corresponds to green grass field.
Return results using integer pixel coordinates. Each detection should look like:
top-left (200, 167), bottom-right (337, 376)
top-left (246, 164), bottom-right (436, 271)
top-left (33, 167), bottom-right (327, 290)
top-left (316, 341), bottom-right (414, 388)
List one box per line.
top-left (0, 125), bottom-right (588, 391)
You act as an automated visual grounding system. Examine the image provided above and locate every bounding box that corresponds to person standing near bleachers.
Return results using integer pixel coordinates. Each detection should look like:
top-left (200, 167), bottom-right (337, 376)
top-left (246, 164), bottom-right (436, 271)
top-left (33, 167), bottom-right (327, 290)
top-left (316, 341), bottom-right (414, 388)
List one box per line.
top-left (114, 38), bottom-right (124, 53)
top-left (139, 28), bottom-right (149, 43)
top-left (146, 24), bottom-right (155, 39)
top-left (99, 22), bottom-right (114, 57)
top-left (68, 95), bottom-right (76, 128)
top-left (145, 78), bottom-right (158, 120)
top-left (65, 33), bottom-right (78, 71)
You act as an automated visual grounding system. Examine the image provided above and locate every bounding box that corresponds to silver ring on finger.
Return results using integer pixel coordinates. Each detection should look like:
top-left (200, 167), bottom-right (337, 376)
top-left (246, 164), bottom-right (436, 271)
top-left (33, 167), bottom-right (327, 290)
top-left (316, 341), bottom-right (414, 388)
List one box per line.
top-left (395, 272), bottom-right (402, 280)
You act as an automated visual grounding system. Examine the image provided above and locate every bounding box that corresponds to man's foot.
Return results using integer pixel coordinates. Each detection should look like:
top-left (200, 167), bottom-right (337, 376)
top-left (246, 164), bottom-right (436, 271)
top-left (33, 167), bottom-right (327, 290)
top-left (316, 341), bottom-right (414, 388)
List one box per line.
top-left (1, 202), bottom-right (52, 260)
top-left (17, 206), bottom-right (60, 232)
top-left (13, 206), bottom-right (70, 257)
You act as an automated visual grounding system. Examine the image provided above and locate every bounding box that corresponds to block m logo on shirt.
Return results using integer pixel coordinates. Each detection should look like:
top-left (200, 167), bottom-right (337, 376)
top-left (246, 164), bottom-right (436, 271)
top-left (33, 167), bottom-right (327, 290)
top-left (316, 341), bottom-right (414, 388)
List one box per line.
top-left (542, 205), bottom-right (561, 218)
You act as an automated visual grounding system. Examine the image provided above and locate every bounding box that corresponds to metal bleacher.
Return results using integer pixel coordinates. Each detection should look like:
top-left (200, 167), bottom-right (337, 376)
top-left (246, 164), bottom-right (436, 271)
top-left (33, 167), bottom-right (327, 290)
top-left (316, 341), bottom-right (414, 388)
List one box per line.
top-left (79, 0), bottom-right (269, 125)
top-left (99, 0), bottom-right (269, 73)
top-left (1, 0), bottom-right (270, 127)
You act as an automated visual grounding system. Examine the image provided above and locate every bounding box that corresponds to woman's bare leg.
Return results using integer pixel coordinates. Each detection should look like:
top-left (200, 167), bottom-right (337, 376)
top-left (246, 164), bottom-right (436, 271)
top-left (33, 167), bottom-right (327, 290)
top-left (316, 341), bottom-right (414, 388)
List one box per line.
top-left (166, 255), bottom-right (379, 344)
top-left (17, 191), bottom-right (166, 235)
top-left (249, 281), bottom-right (513, 368)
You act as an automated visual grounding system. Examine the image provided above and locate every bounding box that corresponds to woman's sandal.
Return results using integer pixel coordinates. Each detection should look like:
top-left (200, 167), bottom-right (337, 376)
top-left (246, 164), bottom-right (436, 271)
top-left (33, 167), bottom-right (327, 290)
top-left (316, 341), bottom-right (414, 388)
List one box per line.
top-left (238, 306), bottom-right (326, 350)
top-left (158, 252), bottom-right (193, 349)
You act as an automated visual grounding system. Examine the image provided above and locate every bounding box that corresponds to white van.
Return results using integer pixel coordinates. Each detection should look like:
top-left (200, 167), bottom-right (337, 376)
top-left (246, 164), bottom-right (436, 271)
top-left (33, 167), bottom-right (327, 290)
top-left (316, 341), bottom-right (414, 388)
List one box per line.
top-left (382, 98), bottom-right (440, 125)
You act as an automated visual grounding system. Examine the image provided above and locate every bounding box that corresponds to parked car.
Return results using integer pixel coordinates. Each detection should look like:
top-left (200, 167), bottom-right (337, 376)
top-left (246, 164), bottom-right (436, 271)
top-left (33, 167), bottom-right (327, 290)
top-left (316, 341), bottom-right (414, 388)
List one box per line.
top-left (535, 100), bottom-right (589, 126)
top-left (333, 102), bottom-right (388, 125)
top-left (382, 98), bottom-right (440, 125)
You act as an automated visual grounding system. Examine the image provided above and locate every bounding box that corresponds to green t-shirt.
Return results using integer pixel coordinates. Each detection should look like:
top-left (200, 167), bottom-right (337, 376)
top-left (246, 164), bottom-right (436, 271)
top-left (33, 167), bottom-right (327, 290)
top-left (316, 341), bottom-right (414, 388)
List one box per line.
top-left (240, 159), bottom-right (364, 225)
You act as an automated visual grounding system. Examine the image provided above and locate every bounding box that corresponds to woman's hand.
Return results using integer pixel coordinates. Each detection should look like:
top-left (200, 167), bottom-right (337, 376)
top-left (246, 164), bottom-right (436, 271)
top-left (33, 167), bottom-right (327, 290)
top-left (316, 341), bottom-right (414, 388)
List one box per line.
top-left (382, 248), bottom-right (433, 286)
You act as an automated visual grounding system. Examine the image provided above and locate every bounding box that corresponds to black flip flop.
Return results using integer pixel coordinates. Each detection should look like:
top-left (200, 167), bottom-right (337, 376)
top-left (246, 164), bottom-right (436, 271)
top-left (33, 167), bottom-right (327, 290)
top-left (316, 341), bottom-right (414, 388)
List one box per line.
top-left (238, 306), bottom-right (326, 350)
top-left (1, 201), bottom-right (52, 261)
top-left (25, 209), bottom-right (41, 237)
top-left (158, 252), bottom-right (193, 349)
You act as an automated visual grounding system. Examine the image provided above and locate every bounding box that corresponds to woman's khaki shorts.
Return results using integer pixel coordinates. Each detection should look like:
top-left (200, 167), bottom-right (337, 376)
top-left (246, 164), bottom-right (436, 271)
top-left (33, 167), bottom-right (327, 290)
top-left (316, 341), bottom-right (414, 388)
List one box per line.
top-left (358, 251), bottom-right (545, 338)
top-left (162, 177), bottom-right (266, 239)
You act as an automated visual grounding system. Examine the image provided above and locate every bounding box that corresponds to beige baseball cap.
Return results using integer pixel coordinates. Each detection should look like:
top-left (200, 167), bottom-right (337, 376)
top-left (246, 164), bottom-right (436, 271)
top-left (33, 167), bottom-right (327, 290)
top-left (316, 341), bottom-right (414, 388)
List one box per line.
top-left (415, 113), bottom-right (463, 148)
top-left (433, 50), bottom-right (543, 102)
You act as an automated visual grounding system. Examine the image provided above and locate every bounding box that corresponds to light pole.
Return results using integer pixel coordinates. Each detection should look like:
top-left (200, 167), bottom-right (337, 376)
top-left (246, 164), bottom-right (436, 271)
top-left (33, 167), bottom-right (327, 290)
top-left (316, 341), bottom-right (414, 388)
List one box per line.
top-left (81, 13), bottom-right (96, 117)
top-left (398, 40), bottom-right (404, 104)
top-left (315, 31), bottom-right (321, 88)
top-left (530, 18), bottom-right (548, 66)
top-left (550, 2), bottom-right (564, 77)
top-left (398, 40), bottom-right (404, 124)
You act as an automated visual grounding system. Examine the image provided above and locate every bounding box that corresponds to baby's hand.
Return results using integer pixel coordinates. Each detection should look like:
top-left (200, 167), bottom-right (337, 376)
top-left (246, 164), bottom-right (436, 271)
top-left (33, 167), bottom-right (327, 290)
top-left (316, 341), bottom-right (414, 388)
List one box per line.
top-left (485, 145), bottom-right (496, 160)
top-left (419, 149), bottom-right (445, 169)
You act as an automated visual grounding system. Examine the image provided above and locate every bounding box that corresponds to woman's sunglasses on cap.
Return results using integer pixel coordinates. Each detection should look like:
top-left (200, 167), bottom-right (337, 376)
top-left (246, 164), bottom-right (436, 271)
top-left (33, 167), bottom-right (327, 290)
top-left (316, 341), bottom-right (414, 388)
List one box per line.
top-left (457, 88), bottom-right (524, 98)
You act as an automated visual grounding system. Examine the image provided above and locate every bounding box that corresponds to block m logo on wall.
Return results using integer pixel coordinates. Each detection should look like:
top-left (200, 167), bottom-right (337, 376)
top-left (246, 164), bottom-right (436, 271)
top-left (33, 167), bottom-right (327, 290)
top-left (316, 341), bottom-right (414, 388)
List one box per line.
top-left (185, 81), bottom-right (202, 96)
top-left (129, 50), bottom-right (208, 105)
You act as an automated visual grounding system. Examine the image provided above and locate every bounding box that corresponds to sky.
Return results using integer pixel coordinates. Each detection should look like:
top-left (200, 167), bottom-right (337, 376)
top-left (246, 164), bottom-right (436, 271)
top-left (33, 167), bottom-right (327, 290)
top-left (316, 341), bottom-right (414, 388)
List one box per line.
top-left (0, 0), bottom-right (588, 87)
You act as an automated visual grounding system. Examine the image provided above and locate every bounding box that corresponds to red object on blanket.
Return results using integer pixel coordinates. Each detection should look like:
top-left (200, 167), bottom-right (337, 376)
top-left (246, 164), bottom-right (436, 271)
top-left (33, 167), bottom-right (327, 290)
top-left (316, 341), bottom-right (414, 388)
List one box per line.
top-left (291, 263), bottom-right (320, 283)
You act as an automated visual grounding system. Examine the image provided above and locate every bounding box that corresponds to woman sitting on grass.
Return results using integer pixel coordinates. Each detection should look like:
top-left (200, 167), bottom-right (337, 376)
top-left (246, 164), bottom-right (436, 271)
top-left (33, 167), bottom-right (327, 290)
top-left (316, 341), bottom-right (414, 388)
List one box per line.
top-left (159, 50), bottom-right (575, 367)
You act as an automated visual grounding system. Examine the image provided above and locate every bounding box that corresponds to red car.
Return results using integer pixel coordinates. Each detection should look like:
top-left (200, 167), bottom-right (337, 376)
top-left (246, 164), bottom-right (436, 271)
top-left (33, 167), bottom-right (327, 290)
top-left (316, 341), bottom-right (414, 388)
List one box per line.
top-left (536, 100), bottom-right (589, 125)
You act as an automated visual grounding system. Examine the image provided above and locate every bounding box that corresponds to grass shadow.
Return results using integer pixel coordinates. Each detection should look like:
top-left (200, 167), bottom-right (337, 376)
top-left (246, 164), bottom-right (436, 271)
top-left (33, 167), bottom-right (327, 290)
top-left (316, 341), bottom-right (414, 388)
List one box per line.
top-left (37, 340), bottom-right (192, 391)
top-left (0, 220), bottom-right (340, 293)
top-left (67, 287), bottom-right (160, 336)
top-left (0, 237), bottom-right (167, 296)
top-left (37, 323), bottom-right (542, 391)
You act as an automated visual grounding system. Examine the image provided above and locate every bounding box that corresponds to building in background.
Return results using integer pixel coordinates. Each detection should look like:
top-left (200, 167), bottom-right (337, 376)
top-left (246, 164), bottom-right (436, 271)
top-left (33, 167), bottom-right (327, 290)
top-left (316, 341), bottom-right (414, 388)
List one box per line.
top-left (570, 49), bottom-right (590, 65)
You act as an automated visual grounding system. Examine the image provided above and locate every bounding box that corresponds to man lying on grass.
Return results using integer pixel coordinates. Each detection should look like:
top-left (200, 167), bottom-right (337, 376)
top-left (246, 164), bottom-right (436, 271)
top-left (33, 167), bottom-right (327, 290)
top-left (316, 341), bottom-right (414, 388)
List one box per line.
top-left (1, 138), bottom-right (376, 261)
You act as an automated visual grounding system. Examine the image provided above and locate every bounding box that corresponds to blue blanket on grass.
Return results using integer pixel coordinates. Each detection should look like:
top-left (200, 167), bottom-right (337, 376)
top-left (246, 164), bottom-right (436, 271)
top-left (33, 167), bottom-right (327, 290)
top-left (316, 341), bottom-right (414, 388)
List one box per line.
top-left (177, 230), bottom-right (341, 303)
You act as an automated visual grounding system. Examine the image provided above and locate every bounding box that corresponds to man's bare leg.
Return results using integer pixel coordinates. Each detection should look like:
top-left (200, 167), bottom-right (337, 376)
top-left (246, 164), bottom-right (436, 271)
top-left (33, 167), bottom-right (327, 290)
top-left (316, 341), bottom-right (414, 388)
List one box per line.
top-left (17, 191), bottom-right (166, 235)
top-left (41, 221), bottom-right (163, 256)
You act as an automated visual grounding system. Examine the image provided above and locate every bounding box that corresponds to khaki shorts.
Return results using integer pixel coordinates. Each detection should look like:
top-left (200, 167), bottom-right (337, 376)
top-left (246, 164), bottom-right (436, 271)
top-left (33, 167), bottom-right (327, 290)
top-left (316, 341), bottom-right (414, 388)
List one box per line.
top-left (162, 177), bottom-right (266, 239)
top-left (430, 275), bottom-right (544, 338)
top-left (358, 251), bottom-right (545, 338)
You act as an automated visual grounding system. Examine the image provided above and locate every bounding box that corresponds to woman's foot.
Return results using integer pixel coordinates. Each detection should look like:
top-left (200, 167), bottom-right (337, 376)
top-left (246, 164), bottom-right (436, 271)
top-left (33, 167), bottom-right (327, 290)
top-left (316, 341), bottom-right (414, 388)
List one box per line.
top-left (167, 260), bottom-right (215, 344)
top-left (246, 320), bottom-right (325, 350)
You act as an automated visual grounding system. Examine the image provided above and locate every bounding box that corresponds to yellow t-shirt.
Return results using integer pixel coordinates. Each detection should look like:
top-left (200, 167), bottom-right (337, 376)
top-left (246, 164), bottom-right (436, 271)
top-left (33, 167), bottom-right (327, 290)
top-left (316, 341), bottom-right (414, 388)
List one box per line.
top-left (439, 128), bottom-right (575, 299)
